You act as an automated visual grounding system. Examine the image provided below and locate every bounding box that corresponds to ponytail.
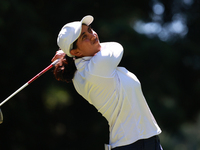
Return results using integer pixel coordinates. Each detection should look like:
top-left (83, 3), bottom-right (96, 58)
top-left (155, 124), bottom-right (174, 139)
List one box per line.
top-left (53, 55), bottom-right (77, 83)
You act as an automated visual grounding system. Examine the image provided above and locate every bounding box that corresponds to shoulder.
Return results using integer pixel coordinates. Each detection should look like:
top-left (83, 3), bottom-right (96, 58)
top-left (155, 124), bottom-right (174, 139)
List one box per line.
top-left (100, 42), bottom-right (123, 51)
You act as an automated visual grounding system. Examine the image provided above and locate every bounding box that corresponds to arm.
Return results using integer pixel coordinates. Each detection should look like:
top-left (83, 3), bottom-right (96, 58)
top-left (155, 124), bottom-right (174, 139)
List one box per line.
top-left (88, 42), bottom-right (123, 77)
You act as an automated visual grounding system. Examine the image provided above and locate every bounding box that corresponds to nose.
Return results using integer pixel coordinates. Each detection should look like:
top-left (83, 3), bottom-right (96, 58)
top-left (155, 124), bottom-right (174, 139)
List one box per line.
top-left (90, 31), bottom-right (97, 41)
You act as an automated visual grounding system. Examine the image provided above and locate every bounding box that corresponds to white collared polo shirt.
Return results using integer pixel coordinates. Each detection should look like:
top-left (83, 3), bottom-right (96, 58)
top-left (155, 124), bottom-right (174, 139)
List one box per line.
top-left (72, 42), bottom-right (161, 149)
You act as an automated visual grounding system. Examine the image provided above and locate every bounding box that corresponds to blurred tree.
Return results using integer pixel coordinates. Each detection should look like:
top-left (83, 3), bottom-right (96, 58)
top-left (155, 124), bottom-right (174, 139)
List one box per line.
top-left (0, 0), bottom-right (200, 149)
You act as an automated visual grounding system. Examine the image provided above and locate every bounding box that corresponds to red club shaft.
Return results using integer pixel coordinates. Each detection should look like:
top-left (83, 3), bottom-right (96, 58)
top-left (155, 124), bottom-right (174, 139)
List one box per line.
top-left (27, 63), bottom-right (54, 84)
top-left (0, 59), bottom-right (59, 107)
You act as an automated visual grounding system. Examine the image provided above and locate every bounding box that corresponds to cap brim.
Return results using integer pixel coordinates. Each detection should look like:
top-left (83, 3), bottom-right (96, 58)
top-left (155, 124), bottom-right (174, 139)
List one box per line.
top-left (81, 15), bottom-right (94, 26)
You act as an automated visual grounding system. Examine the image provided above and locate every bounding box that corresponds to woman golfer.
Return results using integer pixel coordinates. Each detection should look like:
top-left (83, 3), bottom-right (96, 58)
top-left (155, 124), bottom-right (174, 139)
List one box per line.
top-left (51, 15), bottom-right (163, 150)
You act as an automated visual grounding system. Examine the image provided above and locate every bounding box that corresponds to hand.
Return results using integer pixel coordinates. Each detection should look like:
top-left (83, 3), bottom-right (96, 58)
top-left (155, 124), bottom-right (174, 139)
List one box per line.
top-left (51, 50), bottom-right (66, 62)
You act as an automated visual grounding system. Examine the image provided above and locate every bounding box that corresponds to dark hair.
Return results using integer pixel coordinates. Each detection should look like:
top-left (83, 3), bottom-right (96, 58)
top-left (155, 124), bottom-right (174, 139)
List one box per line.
top-left (53, 41), bottom-right (77, 83)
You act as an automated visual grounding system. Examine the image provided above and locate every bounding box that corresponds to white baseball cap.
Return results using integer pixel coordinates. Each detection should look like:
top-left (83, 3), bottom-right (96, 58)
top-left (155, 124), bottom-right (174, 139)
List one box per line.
top-left (57, 15), bottom-right (94, 57)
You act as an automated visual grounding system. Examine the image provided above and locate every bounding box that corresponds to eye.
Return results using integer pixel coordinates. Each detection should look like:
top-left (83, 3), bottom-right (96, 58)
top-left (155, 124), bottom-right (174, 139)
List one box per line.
top-left (82, 34), bottom-right (87, 40)
top-left (88, 26), bottom-right (93, 33)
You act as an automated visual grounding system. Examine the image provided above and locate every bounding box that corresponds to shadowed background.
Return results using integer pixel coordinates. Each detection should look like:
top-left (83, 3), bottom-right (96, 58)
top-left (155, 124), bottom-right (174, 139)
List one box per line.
top-left (0, 0), bottom-right (200, 149)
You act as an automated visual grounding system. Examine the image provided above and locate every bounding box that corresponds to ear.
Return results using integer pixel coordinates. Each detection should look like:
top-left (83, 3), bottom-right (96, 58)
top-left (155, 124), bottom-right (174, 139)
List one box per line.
top-left (70, 49), bottom-right (82, 57)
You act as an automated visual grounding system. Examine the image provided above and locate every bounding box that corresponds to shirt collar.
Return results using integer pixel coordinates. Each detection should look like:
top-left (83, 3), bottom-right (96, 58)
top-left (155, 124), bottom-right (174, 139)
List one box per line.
top-left (74, 42), bottom-right (106, 69)
top-left (75, 56), bottom-right (92, 69)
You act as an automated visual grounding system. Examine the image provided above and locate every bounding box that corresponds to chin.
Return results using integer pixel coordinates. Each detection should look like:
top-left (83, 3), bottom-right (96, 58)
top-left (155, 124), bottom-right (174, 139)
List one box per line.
top-left (97, 43), bottom-right (101, 50)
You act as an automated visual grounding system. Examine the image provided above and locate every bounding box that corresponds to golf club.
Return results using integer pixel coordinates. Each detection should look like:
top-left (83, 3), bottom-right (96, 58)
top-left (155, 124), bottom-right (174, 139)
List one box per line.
top-left (0, 59), bottom-right (59, 124)
top-left (0, 108), bottom-right (3, 124)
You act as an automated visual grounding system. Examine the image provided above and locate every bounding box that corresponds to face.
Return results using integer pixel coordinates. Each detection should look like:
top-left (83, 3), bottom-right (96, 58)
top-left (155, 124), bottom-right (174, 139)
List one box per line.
top-left (70, 25), bottom-right (101, 57)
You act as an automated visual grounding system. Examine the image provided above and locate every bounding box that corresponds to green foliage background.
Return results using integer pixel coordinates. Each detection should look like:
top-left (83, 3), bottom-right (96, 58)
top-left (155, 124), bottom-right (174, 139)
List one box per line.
top-left (0, 0), bottom-right (200, 149)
